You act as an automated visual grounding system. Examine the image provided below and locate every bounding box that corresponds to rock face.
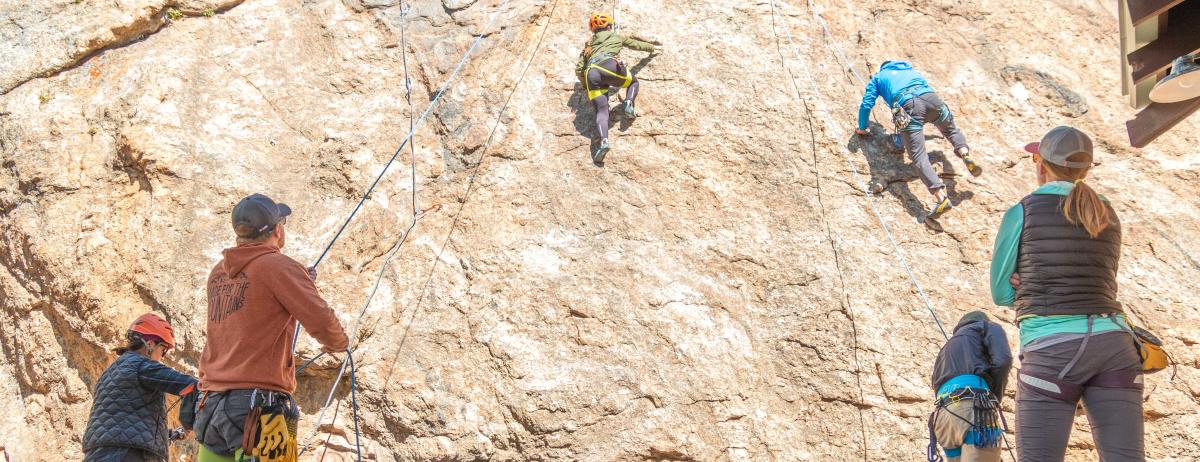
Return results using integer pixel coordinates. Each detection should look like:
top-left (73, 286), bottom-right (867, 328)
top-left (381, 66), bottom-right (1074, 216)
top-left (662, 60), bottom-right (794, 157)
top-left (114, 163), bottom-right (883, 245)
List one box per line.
top-left (1, 0), bottom-right (1198, 460)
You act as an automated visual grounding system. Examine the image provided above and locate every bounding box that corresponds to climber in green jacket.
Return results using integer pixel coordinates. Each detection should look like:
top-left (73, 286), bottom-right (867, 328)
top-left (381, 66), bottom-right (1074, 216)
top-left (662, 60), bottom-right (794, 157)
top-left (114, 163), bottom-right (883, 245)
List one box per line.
top-left (576, 12), bottom-right (660, 164)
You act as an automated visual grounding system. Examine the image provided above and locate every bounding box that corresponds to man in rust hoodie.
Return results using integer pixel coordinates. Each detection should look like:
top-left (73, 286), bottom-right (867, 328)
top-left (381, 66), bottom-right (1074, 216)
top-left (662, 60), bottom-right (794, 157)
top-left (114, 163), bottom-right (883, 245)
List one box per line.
top-left (193, 193), bottom-right (348, 462)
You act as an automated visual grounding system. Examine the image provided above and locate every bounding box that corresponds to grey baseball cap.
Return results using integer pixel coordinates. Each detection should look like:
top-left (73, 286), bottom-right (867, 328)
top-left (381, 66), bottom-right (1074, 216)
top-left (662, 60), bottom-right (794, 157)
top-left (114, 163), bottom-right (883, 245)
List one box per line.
top-left (1024, 126), bottom-right (1095, 169)
top-left (232, 193), bottom-right (292, 237)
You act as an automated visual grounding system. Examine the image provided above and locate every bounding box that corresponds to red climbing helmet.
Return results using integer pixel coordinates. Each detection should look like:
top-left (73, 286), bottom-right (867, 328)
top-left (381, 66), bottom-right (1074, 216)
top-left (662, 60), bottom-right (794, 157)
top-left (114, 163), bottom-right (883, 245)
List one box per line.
top-left (589, 12), bottom-right (613, 31)
top-left (130, 313), bottom-right (176, 349)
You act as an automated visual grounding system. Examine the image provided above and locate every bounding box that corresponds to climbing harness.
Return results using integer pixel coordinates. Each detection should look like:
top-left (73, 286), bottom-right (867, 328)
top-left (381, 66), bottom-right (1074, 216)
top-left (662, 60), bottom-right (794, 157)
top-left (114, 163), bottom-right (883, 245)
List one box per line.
top-left (584, 56), bottom-right (633, 101)
top-left (926, 387), bottom-right (1004, 462)
top-left (1016, 315), bottom-right (1147, 403)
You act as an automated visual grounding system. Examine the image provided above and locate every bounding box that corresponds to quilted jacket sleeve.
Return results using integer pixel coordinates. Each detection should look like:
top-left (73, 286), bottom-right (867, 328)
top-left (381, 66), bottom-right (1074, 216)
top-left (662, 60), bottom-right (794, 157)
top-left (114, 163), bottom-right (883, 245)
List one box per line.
top-left (137, 360), bottom-right (198, 396)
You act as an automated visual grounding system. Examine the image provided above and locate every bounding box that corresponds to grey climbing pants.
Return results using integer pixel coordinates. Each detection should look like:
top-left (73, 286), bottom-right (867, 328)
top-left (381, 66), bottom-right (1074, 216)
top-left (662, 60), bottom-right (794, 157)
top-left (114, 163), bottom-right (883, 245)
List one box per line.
top-left (1016, 332), bottom-right (1144, 461)
top-left (899, 92), bottom-right (969, 192)
top-left (587, 58), bottom-right (638, 140)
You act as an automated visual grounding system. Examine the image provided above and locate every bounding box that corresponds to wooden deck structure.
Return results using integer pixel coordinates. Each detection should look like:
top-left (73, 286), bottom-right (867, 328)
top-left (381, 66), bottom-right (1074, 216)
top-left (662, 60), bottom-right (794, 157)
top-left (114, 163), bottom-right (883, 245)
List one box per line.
top-left (1119, 0), bottom-right (1200, 147)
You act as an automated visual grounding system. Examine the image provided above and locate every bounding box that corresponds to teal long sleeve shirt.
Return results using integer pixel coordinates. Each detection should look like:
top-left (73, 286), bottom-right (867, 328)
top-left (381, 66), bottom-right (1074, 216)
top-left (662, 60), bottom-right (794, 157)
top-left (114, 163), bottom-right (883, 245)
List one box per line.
top-left (990, 181), bottom-right (1127, 346)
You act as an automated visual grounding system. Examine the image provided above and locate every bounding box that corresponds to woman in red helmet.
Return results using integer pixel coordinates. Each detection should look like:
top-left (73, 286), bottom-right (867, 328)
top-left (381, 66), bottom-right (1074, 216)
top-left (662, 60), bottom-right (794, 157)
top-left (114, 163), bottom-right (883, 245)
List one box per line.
top-left (82, 313), bottom-right (198, 462)
top-left (576, 12), bottom-right (661, 164)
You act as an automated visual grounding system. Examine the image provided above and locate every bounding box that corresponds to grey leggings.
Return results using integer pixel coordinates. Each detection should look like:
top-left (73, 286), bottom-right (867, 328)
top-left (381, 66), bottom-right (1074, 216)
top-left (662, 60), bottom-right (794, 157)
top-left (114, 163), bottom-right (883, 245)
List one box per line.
top-left (899, 92), bottom-right (969, 192)
top-left (1016, 332), bottom-right (1144, 461)
top-left (587, 58), bottom-right (639, 140)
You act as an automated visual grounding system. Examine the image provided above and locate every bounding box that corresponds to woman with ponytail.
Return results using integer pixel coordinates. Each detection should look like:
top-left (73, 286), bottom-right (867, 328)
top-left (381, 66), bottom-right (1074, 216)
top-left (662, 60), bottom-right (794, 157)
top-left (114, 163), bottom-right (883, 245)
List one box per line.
top-left (82, 313), bottom-right (198, 462)
top-left (989, 126), bottom-right (1143, 461)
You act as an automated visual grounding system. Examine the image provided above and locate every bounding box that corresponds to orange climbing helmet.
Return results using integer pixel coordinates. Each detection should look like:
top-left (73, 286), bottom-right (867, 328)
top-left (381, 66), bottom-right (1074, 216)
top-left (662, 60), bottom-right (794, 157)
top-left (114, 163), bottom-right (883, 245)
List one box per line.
top-left (589, 12), bottom-right (613, 31)
top-left (130, 313), bottom-right (176, 349)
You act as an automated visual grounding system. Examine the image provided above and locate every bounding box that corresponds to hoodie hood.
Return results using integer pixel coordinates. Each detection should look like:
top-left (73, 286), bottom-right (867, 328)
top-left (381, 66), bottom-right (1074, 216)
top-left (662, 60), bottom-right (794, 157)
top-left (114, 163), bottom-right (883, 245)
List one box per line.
top-left (221, 243), bottom-right (279, 277)
top-left (880, 60), bottom-right (913, 72)
top-left (953, 310), bottom-right (990, 333)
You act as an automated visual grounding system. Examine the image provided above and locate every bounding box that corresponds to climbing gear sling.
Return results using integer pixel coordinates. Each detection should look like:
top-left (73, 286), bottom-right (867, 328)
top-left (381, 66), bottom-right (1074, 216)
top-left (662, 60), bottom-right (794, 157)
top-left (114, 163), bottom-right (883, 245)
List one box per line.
top-left (241, 390), bottom-right (299, 462)
top-left (926, 387), bottom-right (1004, 462)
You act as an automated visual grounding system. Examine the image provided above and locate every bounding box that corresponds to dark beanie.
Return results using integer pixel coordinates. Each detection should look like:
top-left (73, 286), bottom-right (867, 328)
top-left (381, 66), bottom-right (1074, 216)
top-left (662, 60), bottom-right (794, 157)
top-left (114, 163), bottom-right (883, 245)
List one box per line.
top-left (954, 310), bottom-right (989, 332)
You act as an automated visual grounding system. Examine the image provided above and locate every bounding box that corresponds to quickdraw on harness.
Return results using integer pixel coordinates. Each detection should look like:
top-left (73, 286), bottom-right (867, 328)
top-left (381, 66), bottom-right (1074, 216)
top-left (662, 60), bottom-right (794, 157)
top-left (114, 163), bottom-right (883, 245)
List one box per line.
top-left (241, 390), bottom-right (300, 462)
top-left (583, 54), bottom-right (633, 101)
top-left (926, 387), bottom-right (1004, 462)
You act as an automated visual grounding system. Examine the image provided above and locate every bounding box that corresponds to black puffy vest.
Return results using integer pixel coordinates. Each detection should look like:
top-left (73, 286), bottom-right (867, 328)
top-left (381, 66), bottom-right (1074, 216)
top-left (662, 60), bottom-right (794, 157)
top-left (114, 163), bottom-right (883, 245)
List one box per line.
top-left (1016, 193), bottom-right (1122, 318)
top-left (82, 352), bottom-right (170, 460)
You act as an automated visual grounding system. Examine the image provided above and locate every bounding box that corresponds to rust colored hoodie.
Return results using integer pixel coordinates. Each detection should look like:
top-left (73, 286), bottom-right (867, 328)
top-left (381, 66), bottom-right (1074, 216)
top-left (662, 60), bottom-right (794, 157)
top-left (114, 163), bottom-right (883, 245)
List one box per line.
top-left (199, 243), bottom-right (348, 393)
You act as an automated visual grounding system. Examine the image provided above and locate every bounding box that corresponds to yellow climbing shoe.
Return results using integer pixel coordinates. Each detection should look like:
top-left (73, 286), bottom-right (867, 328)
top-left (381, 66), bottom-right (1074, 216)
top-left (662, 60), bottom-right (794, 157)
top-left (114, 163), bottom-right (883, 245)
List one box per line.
top-left (927, 197), bottom-right (953, 220)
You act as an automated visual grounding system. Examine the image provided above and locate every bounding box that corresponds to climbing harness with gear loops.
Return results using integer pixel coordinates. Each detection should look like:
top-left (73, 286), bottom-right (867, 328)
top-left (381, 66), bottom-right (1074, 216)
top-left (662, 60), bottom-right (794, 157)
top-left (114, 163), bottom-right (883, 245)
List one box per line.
top-left (926, 387), bottom-right (1004, 462)
top-left (242, 390), bottom-right (299, 462)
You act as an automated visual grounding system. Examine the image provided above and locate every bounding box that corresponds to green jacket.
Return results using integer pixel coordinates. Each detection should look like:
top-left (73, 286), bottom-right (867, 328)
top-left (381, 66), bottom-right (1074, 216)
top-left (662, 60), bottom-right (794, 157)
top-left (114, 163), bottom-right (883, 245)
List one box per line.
top-left (575, 30), bottom-right (655, 79)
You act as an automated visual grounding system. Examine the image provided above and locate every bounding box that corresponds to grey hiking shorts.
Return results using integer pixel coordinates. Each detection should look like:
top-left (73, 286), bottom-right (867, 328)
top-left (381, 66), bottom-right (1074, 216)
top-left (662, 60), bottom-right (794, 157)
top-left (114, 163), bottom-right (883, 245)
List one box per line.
top-left (192, 390), bottom-right (257, 456)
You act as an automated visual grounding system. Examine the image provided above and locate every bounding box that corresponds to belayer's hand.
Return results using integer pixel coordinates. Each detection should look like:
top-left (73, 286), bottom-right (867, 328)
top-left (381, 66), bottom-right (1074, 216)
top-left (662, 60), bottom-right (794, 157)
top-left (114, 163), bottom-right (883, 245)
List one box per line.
top-left (854, 128), bottom-right (869, 136)
top-left (307, 266), bottom-right (319, 281)
top-left (1009, 273), bottom-right (1020, 288)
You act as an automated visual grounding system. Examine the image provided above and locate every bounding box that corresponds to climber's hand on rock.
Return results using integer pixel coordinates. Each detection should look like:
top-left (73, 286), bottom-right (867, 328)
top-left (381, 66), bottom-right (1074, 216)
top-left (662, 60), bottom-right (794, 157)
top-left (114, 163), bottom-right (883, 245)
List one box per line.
top-left (1010, 273), bottom-right (1020, 288)
top-left (651, 40), bottom-right (663, 46)
top-left (855, 128), bottom-right (869, 136)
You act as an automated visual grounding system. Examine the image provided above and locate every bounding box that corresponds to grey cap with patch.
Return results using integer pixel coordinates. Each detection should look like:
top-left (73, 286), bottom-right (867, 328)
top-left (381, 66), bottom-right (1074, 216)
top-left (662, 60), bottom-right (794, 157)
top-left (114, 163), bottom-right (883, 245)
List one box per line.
top-left (1024, 126), bottom-right (1095, 169)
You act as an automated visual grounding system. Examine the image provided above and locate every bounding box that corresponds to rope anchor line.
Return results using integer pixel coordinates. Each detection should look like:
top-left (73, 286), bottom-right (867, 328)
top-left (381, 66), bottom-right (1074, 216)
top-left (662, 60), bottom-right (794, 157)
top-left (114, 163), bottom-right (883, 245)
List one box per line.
top-left (769, 2), bottom-right (1019, 460)
top-left (293, 0), bottom-right (516, 459)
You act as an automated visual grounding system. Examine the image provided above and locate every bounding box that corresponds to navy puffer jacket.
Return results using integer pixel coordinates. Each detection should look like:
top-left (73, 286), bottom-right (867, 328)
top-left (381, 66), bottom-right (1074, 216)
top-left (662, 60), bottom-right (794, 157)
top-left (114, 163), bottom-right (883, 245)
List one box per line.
top-left (930, 317), bottom-right (1014, 401)
top-left (82, 352), bottom-right (197, 460)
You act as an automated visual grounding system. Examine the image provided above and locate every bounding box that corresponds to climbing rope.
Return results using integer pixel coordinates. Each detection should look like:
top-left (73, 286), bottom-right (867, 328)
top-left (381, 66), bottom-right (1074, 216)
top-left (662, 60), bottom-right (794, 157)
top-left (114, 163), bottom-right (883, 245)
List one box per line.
top-left (363, 0), bottom-right (560, 437)
top-left (770, 1), bottom-right (1019, 459)
top-left (768, 10), bottom-right (872, 456)
top-left (291, 0), bottom-right (515, 352)
top-left (295, 0), bottom-right (518, 457)
top-left (613, 0), bottom-right (622, 30)
top-left (401, 2), bottom-right (417, 217)
top-left (769, 0), bottom-right (948, 340)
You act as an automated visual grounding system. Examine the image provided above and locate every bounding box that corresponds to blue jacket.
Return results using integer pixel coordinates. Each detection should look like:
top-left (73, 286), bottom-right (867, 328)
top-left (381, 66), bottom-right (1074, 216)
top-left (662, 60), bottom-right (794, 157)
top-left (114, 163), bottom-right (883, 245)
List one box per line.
top-left (82, 352), bottom-right (197, 460)
top-left (857, 61), bottom-right (934, 130)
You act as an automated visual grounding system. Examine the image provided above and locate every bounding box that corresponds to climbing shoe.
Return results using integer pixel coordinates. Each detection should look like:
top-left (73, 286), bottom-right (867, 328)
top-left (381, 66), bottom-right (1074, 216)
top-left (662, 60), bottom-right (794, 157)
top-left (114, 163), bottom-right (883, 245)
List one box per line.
top-left (962, 154), bottom-right (983, 177)
top-left (927, 197), bottom-right (953, 220)
top-left (592, 138), bottom-right (610, 164)
top-left (624, 100), bottom-right (637, 119)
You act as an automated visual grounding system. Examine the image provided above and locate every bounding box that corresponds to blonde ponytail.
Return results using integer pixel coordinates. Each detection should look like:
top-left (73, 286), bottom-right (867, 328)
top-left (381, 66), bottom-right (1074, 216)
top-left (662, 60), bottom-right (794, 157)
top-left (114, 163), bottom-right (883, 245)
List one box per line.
top-left (1047, 164), bottom-right (1113, 238)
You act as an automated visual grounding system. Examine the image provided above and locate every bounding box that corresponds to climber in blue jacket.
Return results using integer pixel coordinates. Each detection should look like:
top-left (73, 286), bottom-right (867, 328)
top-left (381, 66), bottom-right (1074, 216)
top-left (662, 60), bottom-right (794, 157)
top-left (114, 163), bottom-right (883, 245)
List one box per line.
top-left (855, 61), bottom-right (981, 220)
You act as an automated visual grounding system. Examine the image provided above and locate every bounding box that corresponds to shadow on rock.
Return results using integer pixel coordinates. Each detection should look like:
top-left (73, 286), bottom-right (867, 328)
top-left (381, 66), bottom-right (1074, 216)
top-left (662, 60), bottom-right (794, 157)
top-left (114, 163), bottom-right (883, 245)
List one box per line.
top-left (846, 122), bottom-right (927, 220)
top-left (617, 53), bottom-right (657, 133)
